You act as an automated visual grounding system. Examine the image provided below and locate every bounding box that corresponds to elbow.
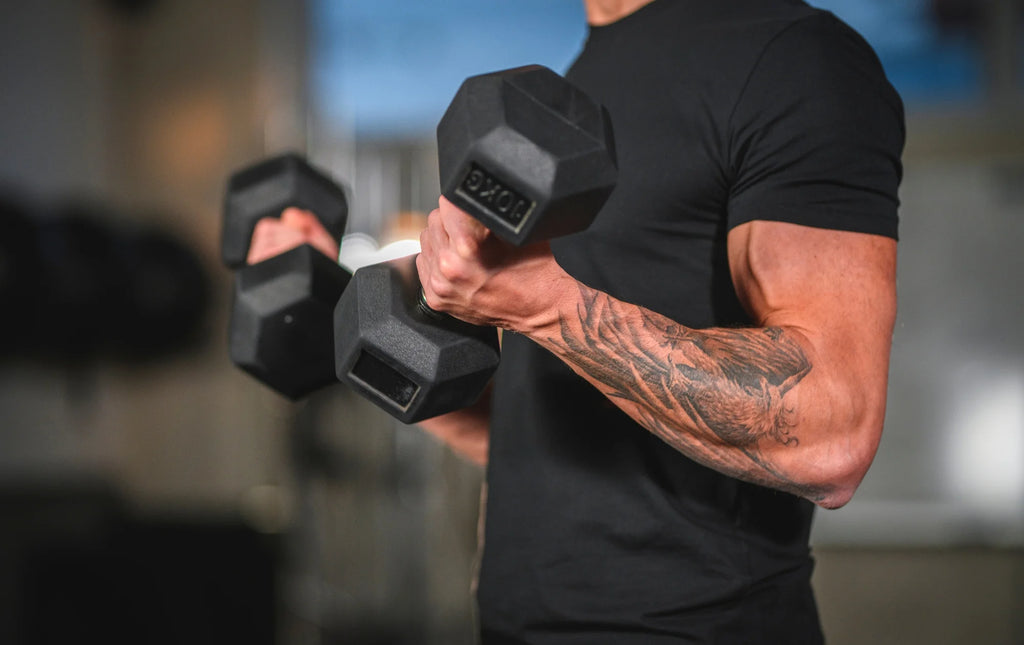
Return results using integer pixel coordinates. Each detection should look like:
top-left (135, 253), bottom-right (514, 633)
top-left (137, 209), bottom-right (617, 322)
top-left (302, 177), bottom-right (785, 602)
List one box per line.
top-left (799, 383), bottom-right (887, 509)
top-left (805, 462), bottom-right (866, 510)
top-left (808, 422), bottom-right (882, 510)
top-left (783, 404), bottom-right (882, 509)
top-left (774, 450), bottom-right (867, 509)
top-left (815, 484), bottom-right (857, 510)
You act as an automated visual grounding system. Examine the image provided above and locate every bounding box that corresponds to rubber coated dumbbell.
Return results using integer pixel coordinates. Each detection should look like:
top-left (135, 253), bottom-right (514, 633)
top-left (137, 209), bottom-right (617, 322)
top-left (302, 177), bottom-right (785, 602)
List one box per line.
top-left (223, 153), bottom-right (351, 399)
top-left (333, 65), bottom-right (617, 423)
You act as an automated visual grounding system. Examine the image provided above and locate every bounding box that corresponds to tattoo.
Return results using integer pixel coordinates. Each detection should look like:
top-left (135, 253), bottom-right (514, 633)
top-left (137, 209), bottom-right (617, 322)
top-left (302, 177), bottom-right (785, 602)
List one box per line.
top-left (546, 285), bottom-right (826, 500)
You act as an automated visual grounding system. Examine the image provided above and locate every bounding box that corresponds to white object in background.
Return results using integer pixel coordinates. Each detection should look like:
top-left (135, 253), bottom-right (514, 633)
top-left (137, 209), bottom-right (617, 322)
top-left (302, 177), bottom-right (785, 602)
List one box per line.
top-left (338, 233), bottom-right (421, 272)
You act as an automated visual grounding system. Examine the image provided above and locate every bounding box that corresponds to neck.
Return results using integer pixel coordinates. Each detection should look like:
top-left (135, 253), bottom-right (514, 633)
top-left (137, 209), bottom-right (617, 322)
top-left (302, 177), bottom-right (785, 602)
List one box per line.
top-left (583, 0), bottom-right (657, 26)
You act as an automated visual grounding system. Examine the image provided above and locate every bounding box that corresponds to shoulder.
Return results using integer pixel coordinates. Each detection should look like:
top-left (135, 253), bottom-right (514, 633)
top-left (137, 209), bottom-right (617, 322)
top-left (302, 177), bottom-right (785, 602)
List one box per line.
top-left (749, 10), bottom-right (900, 104)
top-left (724, 9), bottom-right (905, 238)
top-left (728, 8), bottom-right (906, 161)
top-left (658, 4), bottom-right (903, 125)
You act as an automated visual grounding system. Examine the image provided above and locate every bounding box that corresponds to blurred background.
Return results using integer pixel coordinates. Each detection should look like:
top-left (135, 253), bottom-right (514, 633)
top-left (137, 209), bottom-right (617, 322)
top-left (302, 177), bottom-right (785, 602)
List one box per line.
top-left (0, 0), bottom-right (1021, 644)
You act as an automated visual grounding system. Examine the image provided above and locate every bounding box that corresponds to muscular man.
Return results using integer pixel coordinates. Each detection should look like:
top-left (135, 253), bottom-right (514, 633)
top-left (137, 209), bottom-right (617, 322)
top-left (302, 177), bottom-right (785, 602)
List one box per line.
top-left (416, 0), bottom-right (904, 642)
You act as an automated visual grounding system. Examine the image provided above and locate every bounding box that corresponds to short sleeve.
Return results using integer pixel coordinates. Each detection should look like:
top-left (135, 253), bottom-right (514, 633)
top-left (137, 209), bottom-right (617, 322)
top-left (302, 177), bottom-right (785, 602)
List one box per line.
top-left (726, 12), bottom-right (905, 239)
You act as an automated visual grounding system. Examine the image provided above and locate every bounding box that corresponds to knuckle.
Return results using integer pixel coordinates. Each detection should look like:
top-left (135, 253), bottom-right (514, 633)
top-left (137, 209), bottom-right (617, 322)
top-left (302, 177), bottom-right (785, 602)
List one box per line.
top-left (454, 234), bottom-right (479, 259)
top-left (426, 208), bottom-right (443, 229)
top-left (437, 252), bottom-right (465, 283)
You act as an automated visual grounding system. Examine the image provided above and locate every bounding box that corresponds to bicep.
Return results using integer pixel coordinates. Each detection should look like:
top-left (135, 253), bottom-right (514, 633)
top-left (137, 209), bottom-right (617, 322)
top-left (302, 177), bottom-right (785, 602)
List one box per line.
top-left (728, 219), bottom-right (897, 421)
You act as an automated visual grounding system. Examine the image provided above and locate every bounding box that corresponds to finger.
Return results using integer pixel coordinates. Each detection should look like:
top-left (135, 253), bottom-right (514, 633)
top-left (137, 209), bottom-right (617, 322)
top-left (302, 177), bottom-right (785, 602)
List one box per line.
top-left (279, 207), bottom-right (317, 226)
top-left (415, 251), bottom-right (433, 296)
top-left (420, 207), bottom-right (449, 258)
top-left (281, 208), bottom-right (339, 260)
top-left (417, 210), bottom-right (443, 294)
top-left (247, 218), bottom-right (305, 264)
top-left (415, 250), bottom-right (448, 312)
top-left (438, 197), bottom-right (490, 257)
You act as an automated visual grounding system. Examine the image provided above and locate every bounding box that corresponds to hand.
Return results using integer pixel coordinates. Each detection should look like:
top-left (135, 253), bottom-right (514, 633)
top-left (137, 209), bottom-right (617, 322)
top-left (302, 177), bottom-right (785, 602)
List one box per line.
top-left (246, 207), bottom-right (340, 265)
top-left (415, 197), bottom-right (572, 334)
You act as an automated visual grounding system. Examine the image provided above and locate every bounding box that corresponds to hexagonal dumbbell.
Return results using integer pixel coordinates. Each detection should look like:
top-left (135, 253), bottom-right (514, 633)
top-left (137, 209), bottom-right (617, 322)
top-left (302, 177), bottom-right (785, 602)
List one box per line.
top-left (222, 153), bottom-right (351, 399)
top-left (333, 65), bottom-right (617, 423)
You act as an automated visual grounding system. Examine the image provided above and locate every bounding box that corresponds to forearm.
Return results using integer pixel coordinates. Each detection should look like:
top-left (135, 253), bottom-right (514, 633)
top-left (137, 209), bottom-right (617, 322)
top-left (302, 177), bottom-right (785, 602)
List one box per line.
top-left (416, 383), bottom-right (492, 467)
top-left (523, 280), bottom-right (875, 508)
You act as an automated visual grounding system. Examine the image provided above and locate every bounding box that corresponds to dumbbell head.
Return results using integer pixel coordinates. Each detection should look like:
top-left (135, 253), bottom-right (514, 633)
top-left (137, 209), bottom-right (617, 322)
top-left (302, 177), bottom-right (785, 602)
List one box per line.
top-left (437, 64), bottom-right (617, 246)
top-left (333, 255), bottom-right (499, 424)
top-left (221, 153), bottom-right (348, 269)
top-left (231, 245), bottom-right (351, 400)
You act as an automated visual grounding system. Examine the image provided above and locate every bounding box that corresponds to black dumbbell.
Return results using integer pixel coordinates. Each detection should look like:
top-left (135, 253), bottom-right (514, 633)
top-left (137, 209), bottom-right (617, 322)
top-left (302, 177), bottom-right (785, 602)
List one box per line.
top-left (223, 153), bottom-right (351, 399)
top-left (333, 65), bottom-right (617, 423)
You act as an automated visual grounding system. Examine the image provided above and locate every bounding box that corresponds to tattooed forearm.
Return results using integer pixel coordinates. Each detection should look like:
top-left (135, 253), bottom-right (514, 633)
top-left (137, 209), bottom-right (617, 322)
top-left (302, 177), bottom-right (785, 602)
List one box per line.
top-left (544, 284), bottom-right (828, 500)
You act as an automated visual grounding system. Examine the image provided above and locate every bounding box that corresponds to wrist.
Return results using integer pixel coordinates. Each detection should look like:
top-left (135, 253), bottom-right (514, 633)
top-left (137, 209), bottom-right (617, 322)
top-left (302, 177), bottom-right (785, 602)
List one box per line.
top-left (503, 253), bottom-right (579, 339)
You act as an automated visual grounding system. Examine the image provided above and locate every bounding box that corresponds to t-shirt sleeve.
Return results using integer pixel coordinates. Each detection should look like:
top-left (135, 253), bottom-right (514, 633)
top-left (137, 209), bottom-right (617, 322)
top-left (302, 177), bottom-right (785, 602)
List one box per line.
top-left (726, 12), bottom-right (905, 239)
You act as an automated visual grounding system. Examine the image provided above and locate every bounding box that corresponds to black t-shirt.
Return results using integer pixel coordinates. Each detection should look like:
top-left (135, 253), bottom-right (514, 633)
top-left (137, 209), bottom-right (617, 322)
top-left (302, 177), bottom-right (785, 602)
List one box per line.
top-left (478, 1), bottom-right (904, 643)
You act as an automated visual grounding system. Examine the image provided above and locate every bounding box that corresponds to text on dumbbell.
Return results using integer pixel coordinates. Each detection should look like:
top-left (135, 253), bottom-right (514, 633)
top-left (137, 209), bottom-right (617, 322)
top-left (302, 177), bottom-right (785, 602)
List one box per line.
top-left (457, 163), bottom-right (535, 231)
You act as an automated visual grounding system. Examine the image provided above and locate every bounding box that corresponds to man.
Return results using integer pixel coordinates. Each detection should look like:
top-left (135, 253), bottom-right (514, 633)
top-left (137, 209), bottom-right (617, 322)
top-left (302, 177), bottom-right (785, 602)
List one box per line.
top-left (414, 0), bottom-right (904, 643)
top-left (246, 0), bottom-right (901, 640)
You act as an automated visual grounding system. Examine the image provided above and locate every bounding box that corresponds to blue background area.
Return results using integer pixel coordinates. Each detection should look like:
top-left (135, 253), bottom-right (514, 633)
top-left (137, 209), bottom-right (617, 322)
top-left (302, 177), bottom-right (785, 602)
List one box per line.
top-left (311, 0), bottom-right (587, 139)
top-left (311, 0), bottom-right (985, 139)
top-left (811, 0), bottom-right (983, 104)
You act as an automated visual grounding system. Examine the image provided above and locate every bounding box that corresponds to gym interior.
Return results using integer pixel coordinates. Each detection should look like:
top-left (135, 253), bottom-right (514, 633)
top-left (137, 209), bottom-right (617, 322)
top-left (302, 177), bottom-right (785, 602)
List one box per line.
top-left (0, 1), bottom-right (1021, 643)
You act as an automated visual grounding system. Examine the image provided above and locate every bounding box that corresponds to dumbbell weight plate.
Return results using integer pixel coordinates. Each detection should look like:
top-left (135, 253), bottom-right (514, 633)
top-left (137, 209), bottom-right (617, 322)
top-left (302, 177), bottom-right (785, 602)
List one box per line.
top-left (231, 244), bottom-right (351, 400)
top-left (333, 254), bottom-right (499, 423)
